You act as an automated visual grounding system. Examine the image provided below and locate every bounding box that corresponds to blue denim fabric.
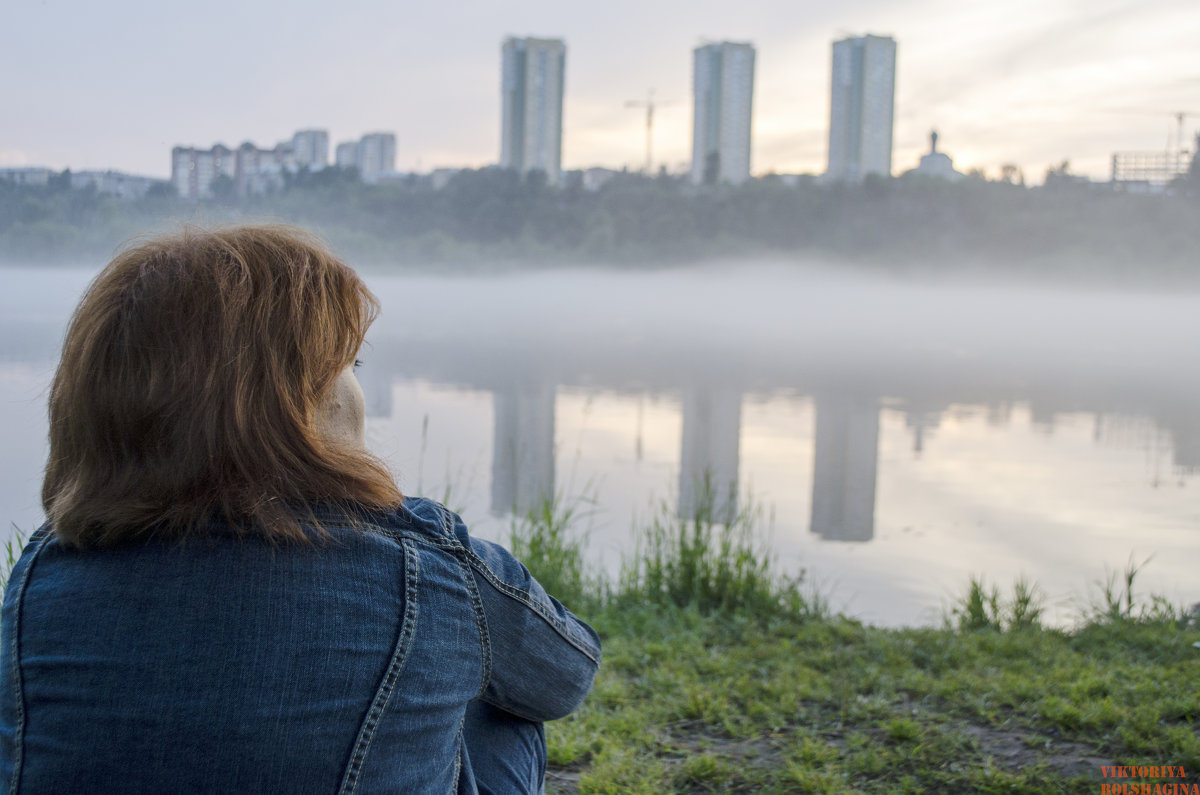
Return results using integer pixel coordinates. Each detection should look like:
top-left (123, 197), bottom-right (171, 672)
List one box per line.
top-left (460, 702), bottom-right (545, 795)
top-left (0, 498), bottom-right (600, 793)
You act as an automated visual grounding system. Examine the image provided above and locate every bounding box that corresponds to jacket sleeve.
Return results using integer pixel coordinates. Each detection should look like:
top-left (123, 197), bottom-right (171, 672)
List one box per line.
top-left (453, 517), bottom-right (601, 723)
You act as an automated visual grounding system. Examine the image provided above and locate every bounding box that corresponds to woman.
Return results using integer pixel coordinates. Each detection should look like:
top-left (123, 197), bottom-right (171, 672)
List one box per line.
top-left (0, 225), bottom-right (600, 793)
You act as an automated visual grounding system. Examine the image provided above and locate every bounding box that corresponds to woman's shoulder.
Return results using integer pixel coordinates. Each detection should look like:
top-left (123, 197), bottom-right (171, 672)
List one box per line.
top-left (394, 497), bottom-right (454, 530)
top-left (316, 497), bottom-right (466, 550)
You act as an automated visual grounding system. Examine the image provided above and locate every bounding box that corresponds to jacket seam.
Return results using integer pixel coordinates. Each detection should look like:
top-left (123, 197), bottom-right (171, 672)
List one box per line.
top-left (459, 553), bottom-right (492, 701)
top-left (467, 557), bottom-right (601, 665)
top-left (5, 527), bottom-right (53, 795)
top-left (384, 500), bottom-right (464, 549)
top-left (371, 524), bottom-right (462, 554)
top-left (336, 538), bottom-right (420, 795)
top-left (432, 504), bottom-right (494, 700)
top-left (451, 722), bottom-right (463, 792)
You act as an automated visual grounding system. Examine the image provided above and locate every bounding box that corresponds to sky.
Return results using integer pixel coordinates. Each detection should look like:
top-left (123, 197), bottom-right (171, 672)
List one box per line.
top-left (3, 0), bottom-right (1198, 182)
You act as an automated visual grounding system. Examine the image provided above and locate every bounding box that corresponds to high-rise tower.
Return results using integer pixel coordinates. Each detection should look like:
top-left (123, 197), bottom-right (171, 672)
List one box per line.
top-left (691, 41), bottom-right (756, 185)
top-left (826, 34), bottom-right (897, 183)
top-left (501, 37), bottom-right (566, 185)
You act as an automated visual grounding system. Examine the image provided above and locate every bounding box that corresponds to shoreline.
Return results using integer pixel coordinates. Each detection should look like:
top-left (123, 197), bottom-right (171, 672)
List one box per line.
top-left (545, 600), bottom-right (1200, 792)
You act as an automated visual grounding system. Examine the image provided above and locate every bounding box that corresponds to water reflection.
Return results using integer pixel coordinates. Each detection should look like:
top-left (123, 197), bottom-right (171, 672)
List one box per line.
top-left (679, 387), bottom-right (741, 521)
top-left (4, 266), bottom-right (1198, 625)
top-left (491, 382), bottom-right (556, 516)
top-left (1161, 400), bottom-right (1200, 473)
top-left (8, 311), bottom-right (1198, 538)
top-left (903, 400), bottom-right (946, 457)
top-left (811, 395), bottom-right (879, 542)
top-left (346, 329), bottom-right (1200, 546)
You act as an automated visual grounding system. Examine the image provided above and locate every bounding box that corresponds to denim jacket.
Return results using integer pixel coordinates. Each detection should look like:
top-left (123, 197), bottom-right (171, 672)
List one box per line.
top-left (0, 498), bottom-right (601, 793)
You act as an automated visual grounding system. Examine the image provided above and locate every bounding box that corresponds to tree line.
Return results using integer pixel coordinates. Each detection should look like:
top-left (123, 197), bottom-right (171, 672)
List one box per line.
top-left (2, 164), bottom-right (1198, 283)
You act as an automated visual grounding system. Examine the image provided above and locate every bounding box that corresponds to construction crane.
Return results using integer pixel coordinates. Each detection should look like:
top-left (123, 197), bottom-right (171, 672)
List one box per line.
top-left (1157, 110), bottom-right (1199, 161)
top-left (625, 90), bottom-right (675, 174)
top-left (1097, 107), bottom-right (1200, 158)
top-left (1170, 111), bottom-right (1198, 160)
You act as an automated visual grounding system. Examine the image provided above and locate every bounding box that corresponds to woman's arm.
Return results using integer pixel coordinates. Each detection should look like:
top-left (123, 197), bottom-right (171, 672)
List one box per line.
top-left (457, 523), bottom-right (601, 723)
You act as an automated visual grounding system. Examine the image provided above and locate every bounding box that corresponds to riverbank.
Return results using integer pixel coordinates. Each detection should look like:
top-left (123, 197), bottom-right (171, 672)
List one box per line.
top-left (506, 503), bottom-right (1200, 793)
top-left (543, 602), bottom-right (1198, 793)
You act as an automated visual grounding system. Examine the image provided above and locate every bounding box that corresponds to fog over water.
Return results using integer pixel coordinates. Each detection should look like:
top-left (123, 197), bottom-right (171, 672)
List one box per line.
top-left (2, 262), bottom-right (1197, 626)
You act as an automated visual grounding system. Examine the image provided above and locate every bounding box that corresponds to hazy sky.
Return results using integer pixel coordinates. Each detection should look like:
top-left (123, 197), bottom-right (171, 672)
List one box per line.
top-left (4, 0), bottom-right (1198, 181)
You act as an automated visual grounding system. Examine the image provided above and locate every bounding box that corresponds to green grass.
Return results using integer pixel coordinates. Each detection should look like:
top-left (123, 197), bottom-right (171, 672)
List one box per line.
top-left (509, 496), bottom-right (599, 613)
top-left (546, 605), bottom-right (1200, 793)
top-left (613, 490), bottom-right (822, 621)
top-left (1, 525), bottom-right (26, 593)
top-left (949, 575), bottom-right (1047, 632)
top-left (506, 496), bottom-right (1200, 793)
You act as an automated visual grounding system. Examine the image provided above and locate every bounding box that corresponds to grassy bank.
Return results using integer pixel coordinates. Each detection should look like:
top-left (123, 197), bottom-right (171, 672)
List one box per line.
top-left (508, 500), bottom-right (1200, 793)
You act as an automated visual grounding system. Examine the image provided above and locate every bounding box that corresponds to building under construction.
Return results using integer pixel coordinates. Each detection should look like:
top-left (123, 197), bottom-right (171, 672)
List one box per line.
top-left (1110, 126), bottom-right (1197, 191)
top-left (1110, 150), bottom-right (1190, 191)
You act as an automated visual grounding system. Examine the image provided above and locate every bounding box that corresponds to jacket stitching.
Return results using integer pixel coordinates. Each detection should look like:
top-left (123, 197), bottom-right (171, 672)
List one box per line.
top-left (5, 527), bottom-right (53, 795)
top-left (467, 557), bottom-right (601, 665)
top-left (459, 552), bottom-right (492, 700)
top-left (375, 524), bottom-right (462, 554)
top-left (336, 538), bottom-right (420, 795)
top-left (451, 722), bottom-right (463, 792)
top-left (432, 504), bottom-right (493, 699)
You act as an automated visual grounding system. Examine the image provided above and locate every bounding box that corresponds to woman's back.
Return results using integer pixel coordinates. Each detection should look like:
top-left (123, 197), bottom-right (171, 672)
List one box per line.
top-left (1, 499), bottom-right (585, 793)
top-left (1, 226), bottom-right (600, 792)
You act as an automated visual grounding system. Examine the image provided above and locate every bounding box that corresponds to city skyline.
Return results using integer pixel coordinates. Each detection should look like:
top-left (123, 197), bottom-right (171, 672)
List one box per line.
top-left (3, 0), bottom-right (1197, 182)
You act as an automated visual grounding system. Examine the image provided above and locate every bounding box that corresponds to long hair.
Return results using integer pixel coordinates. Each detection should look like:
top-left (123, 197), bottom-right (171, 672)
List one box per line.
top-left (43, 225), bottom-right (403, 547)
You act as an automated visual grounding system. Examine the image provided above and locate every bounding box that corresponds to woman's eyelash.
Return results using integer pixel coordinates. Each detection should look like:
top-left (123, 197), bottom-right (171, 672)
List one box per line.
top-left (353, 359), bottom-right (364, 370)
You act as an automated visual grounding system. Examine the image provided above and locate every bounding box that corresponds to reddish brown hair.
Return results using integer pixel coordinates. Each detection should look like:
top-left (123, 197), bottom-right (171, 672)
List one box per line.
top-left (43, 224), bottom-right (403, 547)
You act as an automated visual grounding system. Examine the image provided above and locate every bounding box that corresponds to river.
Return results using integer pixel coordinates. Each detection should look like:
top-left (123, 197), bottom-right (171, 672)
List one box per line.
top-left (2, 262), bottom-right (1197, 626)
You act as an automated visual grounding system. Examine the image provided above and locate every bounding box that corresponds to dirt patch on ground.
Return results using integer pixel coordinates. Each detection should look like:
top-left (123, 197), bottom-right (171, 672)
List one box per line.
top-left (546, 719), bottom-right (789, 794)
top-left (545, 767), bottom-right (583, 794)
top-left (959, 723), bottom-right (1110, 780)
top-left (664, 718), bottom-right (784, 760)
top-left (545, 719), bottom-right (1120, 793)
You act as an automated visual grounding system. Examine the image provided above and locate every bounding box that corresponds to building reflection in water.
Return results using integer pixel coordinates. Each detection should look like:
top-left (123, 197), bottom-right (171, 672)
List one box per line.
top-left (491, 382), bottom-right (556, 517)
top-left (678, 387), bottom-right (742, 522)
top-left (340, 331), bottom-right (1197, 540)
top-left (810, 395), bottom-right (881, 542)
top-left (1162, 401), bottom-right (1200, 474)
top-left (903, 402), bottom-right (944, 458)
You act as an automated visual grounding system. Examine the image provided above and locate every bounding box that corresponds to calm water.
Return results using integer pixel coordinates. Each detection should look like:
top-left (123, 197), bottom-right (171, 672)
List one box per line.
top-left (2, 263), bottom-right (1197, 626)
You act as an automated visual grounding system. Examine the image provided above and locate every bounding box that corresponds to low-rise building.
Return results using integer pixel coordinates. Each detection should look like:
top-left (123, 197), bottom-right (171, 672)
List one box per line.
top-left (69, 170), bottom-right (164, 200)
top-left (172, 144), bottom-right (236, 200)
top-left (335, 141), bottom-right (358, 169)
top-left (0, 167), bottom-right (53, 187)
top-left (171, 128), bottom-right (333, 200)
top-left (290, 129), bottom-right (329, 170)
top-left (1110, 150), bottom-right (1190, 193)
top-left (331, 133), bottom-right (397, 183)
